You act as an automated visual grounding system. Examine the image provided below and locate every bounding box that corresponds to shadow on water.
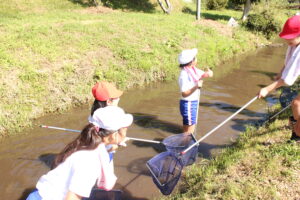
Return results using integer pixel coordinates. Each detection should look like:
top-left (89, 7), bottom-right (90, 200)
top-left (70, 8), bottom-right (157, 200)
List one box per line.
top-left (133, 113), bottom-right (182, 134)
top-left (68, 0), bottom-right (156, 13)
top-left (115, 184), bottom-right (149, 200)
top-left (114, 157), bottom-right (153, 200)
top-left (250, 70), bottom-right (277, 81)
top-left (131, 140), bottom-right (166, 153)
top-left (38, 153), bottom-right (57, 169)
top-left (200, 102), bottom-right (265, 118)
top-left (18, 188), bottom-right (35, 200)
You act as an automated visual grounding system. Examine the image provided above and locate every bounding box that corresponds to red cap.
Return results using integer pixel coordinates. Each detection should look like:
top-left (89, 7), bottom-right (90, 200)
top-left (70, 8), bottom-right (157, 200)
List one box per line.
top-left (279, 15), bottom-right (300, 39)
top-left (92, 82), bottom-right (123, 101)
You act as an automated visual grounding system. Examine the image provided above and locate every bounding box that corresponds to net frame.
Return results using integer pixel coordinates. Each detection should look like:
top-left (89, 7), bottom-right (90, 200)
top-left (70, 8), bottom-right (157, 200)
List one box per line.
top-left (162, 133), bottom-right (198, 166)
top-left (146, 151), bottom-right (184, 195)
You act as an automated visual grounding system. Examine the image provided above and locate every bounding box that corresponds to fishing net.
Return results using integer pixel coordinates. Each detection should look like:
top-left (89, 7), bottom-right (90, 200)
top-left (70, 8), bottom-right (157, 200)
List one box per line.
top-left (83, 189), bottom-right (122, 200)
top-left (279, 87), bottom-right (298, 108)
top-left (163, 133), bottom-right (198, 166)
top-left (146, 151), bottom-right (184, 195)
top-left (146, 133), bottom-right (198, 195)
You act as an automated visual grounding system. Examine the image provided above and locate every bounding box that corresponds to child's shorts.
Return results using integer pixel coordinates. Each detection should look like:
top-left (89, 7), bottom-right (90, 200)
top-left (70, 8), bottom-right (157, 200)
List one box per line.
top-left (26, 189), bottom-right (42, 200)
top-left (180, 99), bottom-right (199, 125)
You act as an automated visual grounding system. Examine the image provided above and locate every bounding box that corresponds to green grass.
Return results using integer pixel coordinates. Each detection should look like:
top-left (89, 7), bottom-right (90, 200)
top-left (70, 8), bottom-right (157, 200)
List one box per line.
top-left (0, 0), bottom-right (270, 136)
top-left (161, 112), bottom-right (300, 200)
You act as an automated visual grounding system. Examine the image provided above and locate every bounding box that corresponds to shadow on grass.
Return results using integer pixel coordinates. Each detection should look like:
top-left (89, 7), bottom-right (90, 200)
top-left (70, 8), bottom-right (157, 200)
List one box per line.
top-left (182, 7), bottom-right (232, 21)
top-left (198, 142), bottom-right (229, 159)
top-left (68, 0), bottom-right (156, 13)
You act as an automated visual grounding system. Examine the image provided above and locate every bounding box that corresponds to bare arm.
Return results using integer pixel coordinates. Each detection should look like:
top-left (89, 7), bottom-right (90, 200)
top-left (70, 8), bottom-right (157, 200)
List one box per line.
top-left (274, 65), bottom-right (285, 80)
top-left (181, 80), bottom-right (203, 98)
top-left (65, 191), bottom-right (82, 200)
top-left (258, 79), bottom-right (286, 98)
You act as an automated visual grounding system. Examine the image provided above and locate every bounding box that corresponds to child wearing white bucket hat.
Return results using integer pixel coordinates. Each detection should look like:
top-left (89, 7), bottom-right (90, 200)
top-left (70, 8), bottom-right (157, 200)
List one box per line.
top-left (178, 48), bottom-right (213, 134)
top-left (26, 106), bottom-right (133, 200)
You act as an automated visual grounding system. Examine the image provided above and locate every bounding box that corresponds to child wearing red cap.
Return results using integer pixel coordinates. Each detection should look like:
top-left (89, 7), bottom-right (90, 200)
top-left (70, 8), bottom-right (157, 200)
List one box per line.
top-left (178, 48), bottom-right (213, 134)
top-left (258, 15), bottom-right (300, 142)
top-left (90, 81), bottom-right (123, 117)
top-left (89, 82), bottom-right (126, 160)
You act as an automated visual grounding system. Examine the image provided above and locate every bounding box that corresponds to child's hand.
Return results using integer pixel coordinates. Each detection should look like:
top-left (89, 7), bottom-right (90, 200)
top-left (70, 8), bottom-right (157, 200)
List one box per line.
top-left (107, 144), bottom-right (119, 152)
top-left (204, 68), bottom-right (213, 77)
top-left (258, 87), bottom-right (269, 98)
top-left (197, 80), bottom-right (203, 88)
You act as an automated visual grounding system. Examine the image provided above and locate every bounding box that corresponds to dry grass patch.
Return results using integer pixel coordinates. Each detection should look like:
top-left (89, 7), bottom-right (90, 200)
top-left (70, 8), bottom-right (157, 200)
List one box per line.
top-left (195, 19), bottom-right (233, 37)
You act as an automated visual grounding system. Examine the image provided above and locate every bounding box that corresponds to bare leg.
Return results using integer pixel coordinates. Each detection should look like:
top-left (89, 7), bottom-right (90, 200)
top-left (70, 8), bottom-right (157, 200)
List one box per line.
top-left (183, 124), bottom-right (195, 135)
top-left (291, 94), bottom-right (300, 136)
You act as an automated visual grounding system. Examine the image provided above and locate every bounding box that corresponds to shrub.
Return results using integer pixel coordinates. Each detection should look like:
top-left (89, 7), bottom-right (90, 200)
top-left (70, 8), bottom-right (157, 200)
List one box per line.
top-left (228, 0), bottom-right (260, 6)
top-left (206, 0), bottom-right (228, 10)
top-left (244, 10), bottom-right (281, 39)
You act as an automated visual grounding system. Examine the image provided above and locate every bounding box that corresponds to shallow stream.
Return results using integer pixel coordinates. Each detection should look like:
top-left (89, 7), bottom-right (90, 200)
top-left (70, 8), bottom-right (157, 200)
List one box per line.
top-left (0, 43), bottom-right (287, 199)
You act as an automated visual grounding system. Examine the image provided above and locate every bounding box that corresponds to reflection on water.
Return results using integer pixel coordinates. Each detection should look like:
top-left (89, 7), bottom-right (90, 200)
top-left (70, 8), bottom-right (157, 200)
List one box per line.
top-left (0, 43), bottom-right (287, 200)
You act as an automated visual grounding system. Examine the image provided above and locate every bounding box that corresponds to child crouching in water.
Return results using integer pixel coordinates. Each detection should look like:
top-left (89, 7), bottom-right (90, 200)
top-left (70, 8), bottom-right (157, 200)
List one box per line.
top-left (26, 106), bottom-right (133, 200)
top-left (178, 48), bottom-right (213, 134)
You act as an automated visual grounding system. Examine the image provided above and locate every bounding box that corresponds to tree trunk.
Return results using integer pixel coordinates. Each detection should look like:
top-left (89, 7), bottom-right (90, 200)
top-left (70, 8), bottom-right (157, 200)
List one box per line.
top-left (242, 0), bottom-right (251, 21)
top-left (196, 0), bottom-right (201, 20)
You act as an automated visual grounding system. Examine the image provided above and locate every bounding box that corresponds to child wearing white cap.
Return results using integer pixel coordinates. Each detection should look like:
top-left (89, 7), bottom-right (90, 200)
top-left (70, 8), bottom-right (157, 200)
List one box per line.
top-left (178, 48), bottom-right (213, 134)
top-left (26, 106), bottom-right (133, 200)
top-left (89, 82), bottom-right (127, 160)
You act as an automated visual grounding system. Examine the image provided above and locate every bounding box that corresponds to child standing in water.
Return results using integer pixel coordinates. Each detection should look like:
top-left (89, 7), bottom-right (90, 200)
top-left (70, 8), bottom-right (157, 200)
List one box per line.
top-left (258, 15), bottom-right (300, 142)
top-left (178, 48), bottom-right (213, 134)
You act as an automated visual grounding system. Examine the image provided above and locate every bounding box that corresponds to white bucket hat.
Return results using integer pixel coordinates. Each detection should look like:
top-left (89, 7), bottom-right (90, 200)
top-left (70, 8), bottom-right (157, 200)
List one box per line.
top-left (91, 106), bottom-right (133, 131)
top-left (178, 48), bottom-right (198, 65)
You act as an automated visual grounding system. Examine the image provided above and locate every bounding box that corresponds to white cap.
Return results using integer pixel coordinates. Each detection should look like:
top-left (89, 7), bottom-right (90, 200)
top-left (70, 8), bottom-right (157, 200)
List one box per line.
top-left (91, 106), bottom-right (133, 131)
top-left (178, 48), bottom-right (198, 65)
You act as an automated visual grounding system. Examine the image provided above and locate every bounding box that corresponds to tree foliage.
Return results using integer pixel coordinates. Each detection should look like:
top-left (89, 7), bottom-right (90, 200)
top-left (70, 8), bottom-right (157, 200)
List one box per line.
top-left (206, 0), bottom-right (228, 10)
top-left (244, 10), bottom-right (281, 39)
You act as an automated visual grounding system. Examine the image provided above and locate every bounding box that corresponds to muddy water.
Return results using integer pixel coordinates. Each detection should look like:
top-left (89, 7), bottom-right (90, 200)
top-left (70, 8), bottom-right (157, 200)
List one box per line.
top-left (0, 43), bottom-right (287, 200)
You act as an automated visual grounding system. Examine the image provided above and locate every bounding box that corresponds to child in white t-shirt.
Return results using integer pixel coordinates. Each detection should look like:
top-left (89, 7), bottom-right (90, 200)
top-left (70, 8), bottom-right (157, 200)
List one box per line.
top-left (178, 48), bottom-right (213, 134)
top-left (258, 15), bottom-right (300, 142)
top-left (26, 106), bottom-right (133, 200)
top-left (89, 81), bottom-right (127, 158)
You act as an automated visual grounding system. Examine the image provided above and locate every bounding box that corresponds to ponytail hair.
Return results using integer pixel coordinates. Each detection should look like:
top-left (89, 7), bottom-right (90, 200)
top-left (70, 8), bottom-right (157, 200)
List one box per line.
top-left (91, 100), bottom-right (107, 116)
top-left (52, 123), bottom-right (103, 169)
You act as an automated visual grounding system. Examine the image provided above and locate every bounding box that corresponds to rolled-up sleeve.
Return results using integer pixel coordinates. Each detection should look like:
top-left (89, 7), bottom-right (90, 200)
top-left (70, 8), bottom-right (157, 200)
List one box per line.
top-left (281, 47), bottom-right (300, 86)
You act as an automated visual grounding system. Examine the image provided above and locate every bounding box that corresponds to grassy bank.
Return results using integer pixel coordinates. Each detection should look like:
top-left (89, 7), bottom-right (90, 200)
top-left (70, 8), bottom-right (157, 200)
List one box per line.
top-left (0, 0), bottom-right (269, 136)
top-left (161, 107), bottom-right (300, 199)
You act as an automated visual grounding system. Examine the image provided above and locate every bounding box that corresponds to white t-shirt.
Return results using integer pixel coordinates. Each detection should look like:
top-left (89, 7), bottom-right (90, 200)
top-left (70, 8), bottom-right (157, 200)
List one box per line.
top-left (36, 143), bottom-right (116, 200)
top-left (281, 45), bottom-right (300, 86)
top-left (178, 68), bottom-right (204, 101)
